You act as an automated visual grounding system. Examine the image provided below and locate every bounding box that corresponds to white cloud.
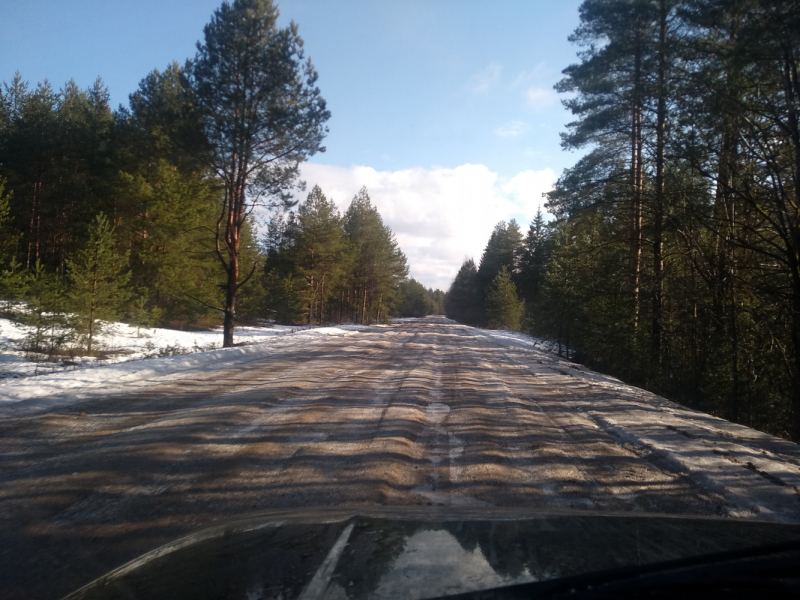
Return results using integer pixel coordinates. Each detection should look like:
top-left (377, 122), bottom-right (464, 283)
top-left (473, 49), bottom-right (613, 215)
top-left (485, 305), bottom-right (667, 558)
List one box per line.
top-left (502, 169), bottom-right (555, 210)
top-left (526, 86), bottom-right (557, 110)
top-left (494, 120), bottom-right (529, 137)
top-left (467, 62), bottom-right (503, 94)
top-left (510, 62), bottom-right (549, 89)
top-left (297, 162), bottom-right (557, 290)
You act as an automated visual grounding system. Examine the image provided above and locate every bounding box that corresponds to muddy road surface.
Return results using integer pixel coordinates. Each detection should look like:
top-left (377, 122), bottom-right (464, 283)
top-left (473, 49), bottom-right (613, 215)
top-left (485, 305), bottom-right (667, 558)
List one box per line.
top-left (1, 317), bottom-right (800, 599)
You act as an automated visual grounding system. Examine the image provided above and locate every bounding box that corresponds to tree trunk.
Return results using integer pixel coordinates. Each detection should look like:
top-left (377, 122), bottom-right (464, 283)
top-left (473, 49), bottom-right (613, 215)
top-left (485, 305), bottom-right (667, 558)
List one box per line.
top-left (223, 263), bottom-right (237, 348)
top-left (784, 46), bottom-right (800, 441)
top-left (319, 274), bottom-right (325, 325)
top-left (651, 0), bottom-right (668, 373)
top-left (630, 24), bottom-right (644, 333)
top-left (220, 168), bottom-right (245, 348)
top-left (361, 286), bottom-right (368, 325)
top-left (222, 200), bottom-right (240, 348)
top-left (308, 272), bottom-right (314, 325)
top-left (88, 242), bottom-right (99, 355)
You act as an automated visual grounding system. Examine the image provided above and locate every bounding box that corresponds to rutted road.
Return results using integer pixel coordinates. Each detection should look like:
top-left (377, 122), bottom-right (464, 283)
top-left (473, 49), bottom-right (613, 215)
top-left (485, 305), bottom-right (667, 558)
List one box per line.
top-left (1, 317), bottom-right (800, 599)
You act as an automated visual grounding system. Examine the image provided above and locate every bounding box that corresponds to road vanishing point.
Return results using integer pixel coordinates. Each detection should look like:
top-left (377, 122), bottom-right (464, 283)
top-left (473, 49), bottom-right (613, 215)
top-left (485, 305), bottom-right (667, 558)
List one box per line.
top-left (1, 316), bottom-right (800, 599)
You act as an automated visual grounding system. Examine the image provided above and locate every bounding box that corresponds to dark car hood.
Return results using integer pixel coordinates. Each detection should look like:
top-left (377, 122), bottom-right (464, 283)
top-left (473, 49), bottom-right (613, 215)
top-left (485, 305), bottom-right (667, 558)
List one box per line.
top-left (63, 506), bottom-right (800, 600)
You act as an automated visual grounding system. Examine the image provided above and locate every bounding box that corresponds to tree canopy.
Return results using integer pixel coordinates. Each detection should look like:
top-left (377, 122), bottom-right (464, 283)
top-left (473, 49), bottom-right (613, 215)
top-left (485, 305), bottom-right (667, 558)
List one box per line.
top-left (189, 0), bottom-right (330, 346)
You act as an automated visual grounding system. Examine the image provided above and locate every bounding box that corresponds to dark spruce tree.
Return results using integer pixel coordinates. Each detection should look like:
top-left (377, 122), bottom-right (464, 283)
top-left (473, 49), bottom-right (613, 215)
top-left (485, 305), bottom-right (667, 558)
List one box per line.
top-left (486, 267), bottom-right (523, 331)
top-left (445, 259), bottom-right (482, 326)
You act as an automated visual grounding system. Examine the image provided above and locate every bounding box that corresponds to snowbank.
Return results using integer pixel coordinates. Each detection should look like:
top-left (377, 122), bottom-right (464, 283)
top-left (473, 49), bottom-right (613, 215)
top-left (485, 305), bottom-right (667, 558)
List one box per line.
top-left (0, 320), bottom-right (367, 415)
top-left (0, 317), bottom-right (324, 379)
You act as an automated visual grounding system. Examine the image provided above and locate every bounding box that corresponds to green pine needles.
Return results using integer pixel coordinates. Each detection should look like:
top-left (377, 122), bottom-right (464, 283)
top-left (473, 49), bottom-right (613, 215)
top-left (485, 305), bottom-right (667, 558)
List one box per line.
top-left (67, 214), bottom-right (131, 354)
top-left (486, 267), bottom-right (523, 331)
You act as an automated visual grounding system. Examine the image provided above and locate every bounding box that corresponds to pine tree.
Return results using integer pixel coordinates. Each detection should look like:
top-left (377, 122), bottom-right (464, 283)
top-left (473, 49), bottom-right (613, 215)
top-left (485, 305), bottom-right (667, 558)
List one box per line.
top-left (517, 209), bottom-right (549, 305)
top-left (189, 0), bottom-right (330, 346)
top-left (341, 188), bottom-right (407, 324)
top-left (286, 185), bottom-right (347, 324)
top-left (474, 220), bottom-right (523, 324)
top-left (124, 61), bottom-right (207, 172)
top-left (126, 290), bottom-right (162, 337)
top-left (0, 177), bottom-right (18, 267)
top-left (445, 259), bottom-right (482, 326)
top-left (67, 214), bottom-right (131, 354)
top-left (0, 75), bottom-right (116, 274)
top-left (396, 279), bottom-right (433, 318)
top-left (20, 261), bottom-right (72, 360)
top-left (115, 161), bottom-right (221, 325)
top-left (0, 177), bottom-right (24, 311)
top-left (486, 267), bottom-right (523, 331)
top-left (428, 288), bottom-right (446, 315)
top-left (557, 0), bottom-right (665, 332)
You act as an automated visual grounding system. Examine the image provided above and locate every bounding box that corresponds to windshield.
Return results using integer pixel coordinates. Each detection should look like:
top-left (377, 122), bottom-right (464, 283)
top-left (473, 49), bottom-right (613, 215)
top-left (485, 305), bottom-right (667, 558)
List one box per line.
top-left (2, 1), bottom-right (800, 600)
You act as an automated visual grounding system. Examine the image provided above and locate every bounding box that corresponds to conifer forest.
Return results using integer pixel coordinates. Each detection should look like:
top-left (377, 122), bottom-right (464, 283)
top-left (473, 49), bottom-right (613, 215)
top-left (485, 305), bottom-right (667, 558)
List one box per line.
top-left (0, 2), bottom-right (441, 356)
top-left (446, 0), bottom-right (800, 440)
top-left (2, 0), bottom-right (800, 442)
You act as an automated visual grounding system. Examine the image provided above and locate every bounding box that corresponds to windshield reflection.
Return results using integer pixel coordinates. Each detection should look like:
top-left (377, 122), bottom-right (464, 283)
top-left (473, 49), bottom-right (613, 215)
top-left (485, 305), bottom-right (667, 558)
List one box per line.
top-left (66, 510), bottom-right (800, 600)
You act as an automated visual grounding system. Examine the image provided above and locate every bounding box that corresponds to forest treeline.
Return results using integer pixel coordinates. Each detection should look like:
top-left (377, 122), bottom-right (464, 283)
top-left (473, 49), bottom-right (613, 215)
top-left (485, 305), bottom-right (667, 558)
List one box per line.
top-left (446, 0), bottom-right (800, 441)
top-left (0, 0), bottom-right (441, 359)
top-left (259, 184), bottom-right (445, 324)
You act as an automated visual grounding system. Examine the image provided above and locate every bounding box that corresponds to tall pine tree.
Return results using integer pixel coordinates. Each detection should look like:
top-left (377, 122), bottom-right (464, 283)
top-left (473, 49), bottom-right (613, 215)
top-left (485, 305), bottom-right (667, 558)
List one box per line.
top-left (189, 0), bottom-right (330, 346)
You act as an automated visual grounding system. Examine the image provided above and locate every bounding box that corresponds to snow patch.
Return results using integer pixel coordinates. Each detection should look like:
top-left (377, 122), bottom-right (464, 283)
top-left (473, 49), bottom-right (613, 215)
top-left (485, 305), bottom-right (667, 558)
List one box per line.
top-left (0, 323), bottom-right (368, 416)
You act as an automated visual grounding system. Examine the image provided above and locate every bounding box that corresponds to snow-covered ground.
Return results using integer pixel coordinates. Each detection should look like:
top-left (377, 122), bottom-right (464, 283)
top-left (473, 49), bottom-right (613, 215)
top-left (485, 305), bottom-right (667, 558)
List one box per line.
top-left (0, 315), bottom-right (368, 413)
top-left (0, 316), bottom-right (320, 378)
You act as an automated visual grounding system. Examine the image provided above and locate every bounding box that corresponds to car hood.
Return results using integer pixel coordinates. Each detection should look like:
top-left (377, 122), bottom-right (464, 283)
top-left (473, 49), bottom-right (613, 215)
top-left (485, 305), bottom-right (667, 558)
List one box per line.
top-left (64, 506), bottom-right (800, 600)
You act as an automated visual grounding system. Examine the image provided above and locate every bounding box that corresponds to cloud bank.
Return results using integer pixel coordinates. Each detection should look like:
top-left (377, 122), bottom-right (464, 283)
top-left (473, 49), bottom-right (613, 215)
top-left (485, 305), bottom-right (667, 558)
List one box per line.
top-left (298, 163), bottom-right (556, 291)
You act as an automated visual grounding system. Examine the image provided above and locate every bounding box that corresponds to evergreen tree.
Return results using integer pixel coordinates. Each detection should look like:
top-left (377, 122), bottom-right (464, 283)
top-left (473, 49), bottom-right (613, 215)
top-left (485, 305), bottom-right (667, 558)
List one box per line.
top-left (475, 220), bottom-right (523, 324)
top-left (0, 75), bottom-right (116, 273)
top-left (517, 209), bottom-right (550, 305)
top-left (428, 288), bottom-right (446, 315)
top-left (285, 185), bottom-right (348, 324)
top-left (341, 188), bottom-right (407, 324)
top-left (0, 177), bottom-right (18, 267)
top-left (0, 178), bottom-right (24, 311)
top-left (126, 290), bottom-right (162, 337)
top-left (396, 279), bottom-right (433, 318)
top-left (20, 261), bottom-right (72, 360)
top-left (67, 214), bottom-right (131, 354)
top-left (115, 161), bottom-right (221, 325)
top-left (124, 61), bottom-right (207, 172)
top-left (477, 220), bottom-right (523, 290)
top-left (486, 267), bottom-right (523, 331)
top-left (261, 210), bottom-right (305, 323)
top-left (262, 268), bottom-right (305, 323)
top-left (188, 0), bottom-right (330, 346)
top-left (445, 259), bottom-right (482, 326)
top-left (537, 0), bottom-right (800, 438)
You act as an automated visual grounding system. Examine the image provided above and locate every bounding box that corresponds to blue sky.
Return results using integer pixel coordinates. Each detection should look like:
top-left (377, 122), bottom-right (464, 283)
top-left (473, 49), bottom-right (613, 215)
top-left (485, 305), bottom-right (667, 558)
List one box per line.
top-left (0, 0), bottom-right (586, 289)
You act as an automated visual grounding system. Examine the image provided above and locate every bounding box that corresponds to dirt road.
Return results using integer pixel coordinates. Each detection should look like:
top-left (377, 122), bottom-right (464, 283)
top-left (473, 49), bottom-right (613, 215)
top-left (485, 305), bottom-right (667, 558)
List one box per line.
top-left (1, 317), bottom-right (799, 599)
